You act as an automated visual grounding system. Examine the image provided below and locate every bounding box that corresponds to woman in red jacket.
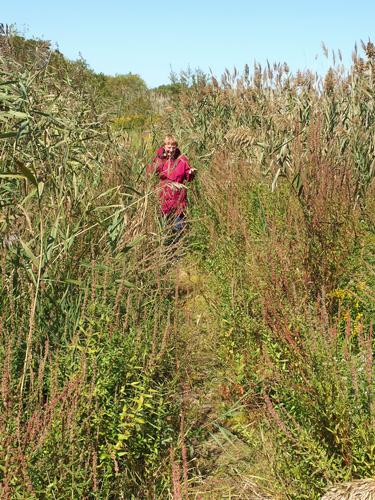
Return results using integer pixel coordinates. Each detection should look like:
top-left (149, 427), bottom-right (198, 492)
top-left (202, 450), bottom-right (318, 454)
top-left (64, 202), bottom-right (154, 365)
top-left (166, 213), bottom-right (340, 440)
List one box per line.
top-left (147, 135), bottom-right (196, 236)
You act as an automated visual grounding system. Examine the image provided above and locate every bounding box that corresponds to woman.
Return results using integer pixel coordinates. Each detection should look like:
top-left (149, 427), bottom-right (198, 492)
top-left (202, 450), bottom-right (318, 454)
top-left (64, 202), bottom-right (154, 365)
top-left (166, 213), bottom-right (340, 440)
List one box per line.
top-left (147, 135), bottom-right (196, 235)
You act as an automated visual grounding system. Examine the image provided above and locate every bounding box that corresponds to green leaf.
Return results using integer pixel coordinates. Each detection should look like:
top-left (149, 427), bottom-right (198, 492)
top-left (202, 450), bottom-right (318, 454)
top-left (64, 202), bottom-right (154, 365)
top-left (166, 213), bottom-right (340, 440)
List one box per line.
top-left (64, 279), bottom-right (82, 286)
top-left (0, 172), bottom-right (28, 180)
top-left (0, 131), bottom-right (17, 139)
top-left (14, 160), bottom-right (38, 187)
top-left (0, 110), bottom-right (28, 120)
top-left (20, 239), bottom-right (39, 267)
top-left (0, 80), bottom-right (18, 86)
top-left (115, 278), bottom-right (135, 288)
top-left (124, 184), bottom-right (143, 196)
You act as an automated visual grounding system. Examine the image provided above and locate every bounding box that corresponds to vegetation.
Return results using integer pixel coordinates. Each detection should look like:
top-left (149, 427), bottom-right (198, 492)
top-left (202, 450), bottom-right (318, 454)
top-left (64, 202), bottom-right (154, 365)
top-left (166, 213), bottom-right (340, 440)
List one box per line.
top-left (0, 31), bottom-right (374, 498)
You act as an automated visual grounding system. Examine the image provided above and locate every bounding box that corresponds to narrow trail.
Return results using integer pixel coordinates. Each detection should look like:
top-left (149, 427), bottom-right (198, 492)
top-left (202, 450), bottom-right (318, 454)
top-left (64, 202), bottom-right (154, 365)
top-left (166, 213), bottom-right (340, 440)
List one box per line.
top-left (170, 258), bottom-right (275, 499)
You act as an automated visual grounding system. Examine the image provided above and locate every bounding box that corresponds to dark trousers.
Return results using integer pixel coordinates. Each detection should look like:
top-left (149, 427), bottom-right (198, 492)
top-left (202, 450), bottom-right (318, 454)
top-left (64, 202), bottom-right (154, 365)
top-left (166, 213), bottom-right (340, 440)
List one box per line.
top-left (164, 213), bottom-right (186, 245)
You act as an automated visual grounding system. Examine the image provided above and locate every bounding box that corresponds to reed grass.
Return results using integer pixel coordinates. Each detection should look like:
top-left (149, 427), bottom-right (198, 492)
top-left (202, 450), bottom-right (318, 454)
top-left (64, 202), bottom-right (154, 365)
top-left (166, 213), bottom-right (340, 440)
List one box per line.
top-left (1, 32), bottom-right (374, 498)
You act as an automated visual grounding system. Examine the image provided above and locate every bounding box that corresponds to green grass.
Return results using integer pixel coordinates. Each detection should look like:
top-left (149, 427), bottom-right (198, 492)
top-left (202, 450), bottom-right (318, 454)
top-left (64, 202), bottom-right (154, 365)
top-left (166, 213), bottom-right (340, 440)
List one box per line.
top-left (0, 33), bottom-right (374, 498)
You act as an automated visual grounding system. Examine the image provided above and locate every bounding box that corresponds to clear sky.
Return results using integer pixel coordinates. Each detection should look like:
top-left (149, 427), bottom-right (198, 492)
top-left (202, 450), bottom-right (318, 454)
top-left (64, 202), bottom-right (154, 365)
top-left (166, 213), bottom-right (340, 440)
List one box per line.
top-left (2, 1), bottom-right (375, 88)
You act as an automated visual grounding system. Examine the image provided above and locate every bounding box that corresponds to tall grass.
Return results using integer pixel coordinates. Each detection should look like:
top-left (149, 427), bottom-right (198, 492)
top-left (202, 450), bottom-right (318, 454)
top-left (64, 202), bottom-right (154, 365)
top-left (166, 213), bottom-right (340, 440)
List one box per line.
top-left (166, 45), bottom-right (375, 498)
top-left (0, 35), bottom-right (186, 498)
top-left (1, 32), bottom-right (375, 498)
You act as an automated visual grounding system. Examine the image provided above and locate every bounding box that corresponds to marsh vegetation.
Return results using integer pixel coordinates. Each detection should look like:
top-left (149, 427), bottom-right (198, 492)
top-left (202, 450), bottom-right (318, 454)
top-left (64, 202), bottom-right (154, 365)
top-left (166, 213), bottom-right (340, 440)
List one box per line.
top-left (0, 32), bottom-right (374, 498)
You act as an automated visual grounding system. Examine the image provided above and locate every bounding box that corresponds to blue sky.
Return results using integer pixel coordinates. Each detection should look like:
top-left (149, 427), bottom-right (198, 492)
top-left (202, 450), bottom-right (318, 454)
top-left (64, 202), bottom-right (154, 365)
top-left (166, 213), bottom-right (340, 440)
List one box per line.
top-left (2, 1), bottom-right (375, 87)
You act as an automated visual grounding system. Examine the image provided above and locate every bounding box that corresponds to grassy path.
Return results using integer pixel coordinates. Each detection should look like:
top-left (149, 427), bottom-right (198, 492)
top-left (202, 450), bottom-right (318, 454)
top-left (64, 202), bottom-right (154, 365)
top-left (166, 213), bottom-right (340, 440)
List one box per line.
top-left (170, 259), bottom-right (276, 499)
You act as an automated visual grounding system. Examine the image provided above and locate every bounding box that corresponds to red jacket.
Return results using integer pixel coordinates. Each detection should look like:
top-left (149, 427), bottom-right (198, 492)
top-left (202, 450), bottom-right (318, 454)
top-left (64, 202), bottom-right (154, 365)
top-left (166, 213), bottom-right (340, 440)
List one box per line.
top-left (147, 147), bottom-right (196, 215)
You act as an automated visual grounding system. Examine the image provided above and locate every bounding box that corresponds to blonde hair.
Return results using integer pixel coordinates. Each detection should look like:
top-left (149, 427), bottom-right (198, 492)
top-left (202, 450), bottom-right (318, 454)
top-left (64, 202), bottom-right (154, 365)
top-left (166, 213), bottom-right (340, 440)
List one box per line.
top-left (163, 134), bottom-right (178, 146)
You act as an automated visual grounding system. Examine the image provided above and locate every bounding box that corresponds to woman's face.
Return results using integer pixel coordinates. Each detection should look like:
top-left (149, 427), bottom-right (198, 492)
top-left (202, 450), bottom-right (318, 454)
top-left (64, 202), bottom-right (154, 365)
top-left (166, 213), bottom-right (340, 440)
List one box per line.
top-left (164, 142), bottom-right (177, 157)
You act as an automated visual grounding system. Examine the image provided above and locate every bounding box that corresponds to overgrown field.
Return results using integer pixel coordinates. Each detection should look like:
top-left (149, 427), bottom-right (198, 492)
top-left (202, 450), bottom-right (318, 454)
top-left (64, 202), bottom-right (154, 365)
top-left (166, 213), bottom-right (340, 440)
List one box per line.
top-left (0, 34), bottom-right (374, 498)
